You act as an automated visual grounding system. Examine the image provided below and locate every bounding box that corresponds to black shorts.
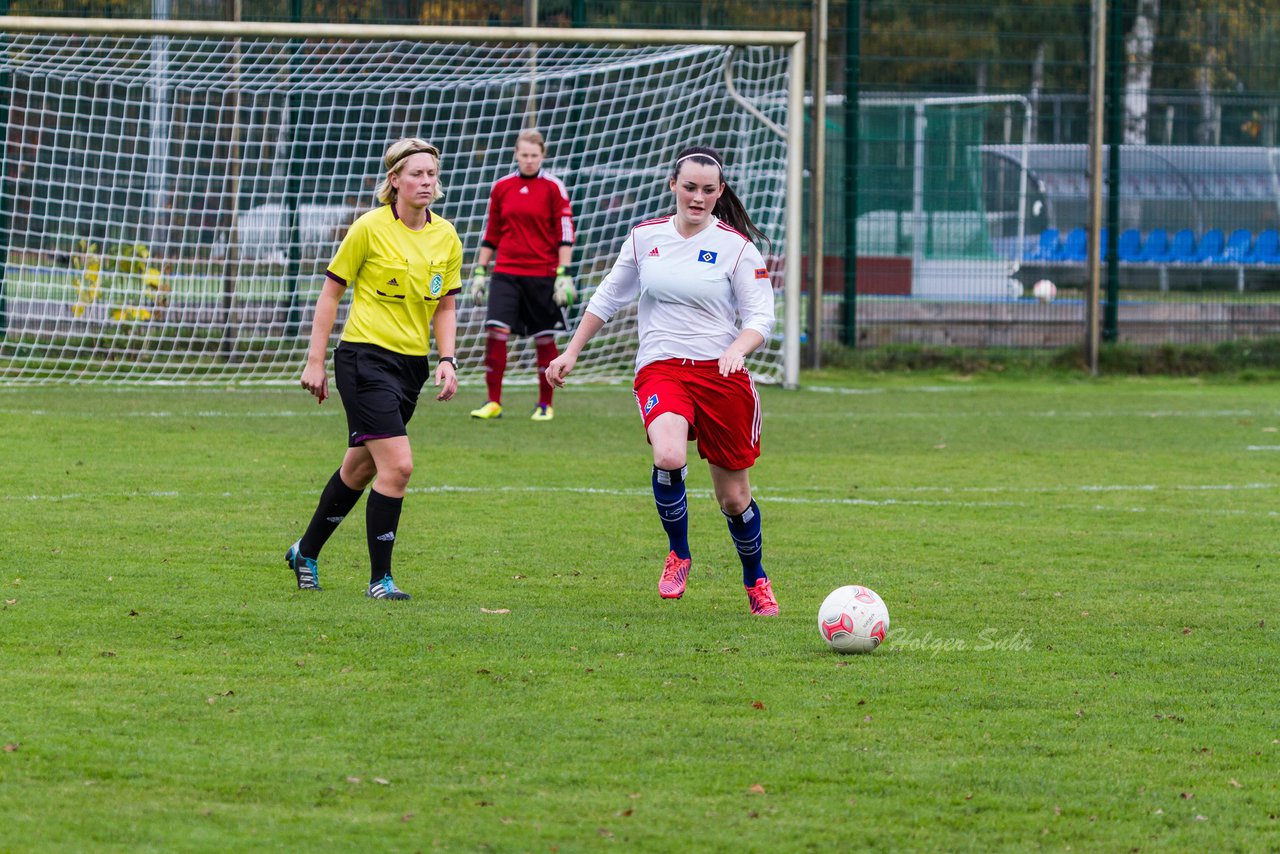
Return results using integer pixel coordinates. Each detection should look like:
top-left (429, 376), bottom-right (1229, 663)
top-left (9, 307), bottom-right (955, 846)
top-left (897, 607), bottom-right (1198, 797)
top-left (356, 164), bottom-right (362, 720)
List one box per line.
top-left (486, 271), bottom-right (567, 338)
top-left (333, 341), bottom-right (431, 447)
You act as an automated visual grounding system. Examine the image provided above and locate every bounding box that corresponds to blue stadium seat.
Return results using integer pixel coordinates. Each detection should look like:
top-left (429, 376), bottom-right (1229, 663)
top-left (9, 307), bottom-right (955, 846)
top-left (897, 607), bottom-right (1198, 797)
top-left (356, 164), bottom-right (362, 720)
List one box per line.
top-left (1060, 227), bottom-right (1087, 261)
top-left (1118, 228), bottom-right (1143, 261)
top-left (1028, 228), bottom-right (1061, 261)
top-left (1256, 229), bottom-right (1280, 264)
top-left (1168, 228), bottom-right (1198, 263)
top-left (1138, 228), bottom-right (1170, 262)
top-left (1222, 228), bottom-right (1254, 263)
top-left (1197, 228), bottom-right (1225, 262)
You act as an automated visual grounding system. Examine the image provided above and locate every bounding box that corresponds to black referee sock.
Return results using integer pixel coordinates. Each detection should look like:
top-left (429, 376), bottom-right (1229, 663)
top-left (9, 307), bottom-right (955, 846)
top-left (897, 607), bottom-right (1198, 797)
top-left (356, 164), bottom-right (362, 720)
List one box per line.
top-left (299, 469), bottom-right (364, 558)
top-left (366, 489), bottom-right (403, 584)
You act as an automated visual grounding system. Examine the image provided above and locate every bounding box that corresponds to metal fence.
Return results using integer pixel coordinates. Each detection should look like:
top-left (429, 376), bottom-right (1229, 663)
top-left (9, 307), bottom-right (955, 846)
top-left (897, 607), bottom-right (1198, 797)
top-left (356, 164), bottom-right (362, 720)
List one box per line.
top-left (6, 0), bottom-right (1280, 352)
top-left (823, 1), bottom-right (1280, 351)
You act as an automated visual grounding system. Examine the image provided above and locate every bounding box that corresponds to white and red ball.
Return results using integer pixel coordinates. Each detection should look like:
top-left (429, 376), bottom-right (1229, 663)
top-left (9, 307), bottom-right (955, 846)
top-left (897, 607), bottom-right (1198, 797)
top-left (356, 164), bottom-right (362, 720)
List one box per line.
top-left (818, 585), bottom-right (890, 654)
top-left (1032, 279), bottom-right (1057, 303)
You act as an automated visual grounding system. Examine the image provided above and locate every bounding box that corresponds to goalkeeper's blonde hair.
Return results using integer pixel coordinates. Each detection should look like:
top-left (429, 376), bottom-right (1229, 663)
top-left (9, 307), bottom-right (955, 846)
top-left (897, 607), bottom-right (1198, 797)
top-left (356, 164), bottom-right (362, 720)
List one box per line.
top-left (516, 128), bottom-right (545, 151)
top-left (375, 138), bottom-right (444, 206)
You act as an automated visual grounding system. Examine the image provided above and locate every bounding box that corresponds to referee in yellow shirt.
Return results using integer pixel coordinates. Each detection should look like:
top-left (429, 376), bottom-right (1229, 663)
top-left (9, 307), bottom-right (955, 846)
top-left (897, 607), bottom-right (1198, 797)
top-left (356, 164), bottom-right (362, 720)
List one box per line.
top-left (288, 137), bottom-right (462, 600)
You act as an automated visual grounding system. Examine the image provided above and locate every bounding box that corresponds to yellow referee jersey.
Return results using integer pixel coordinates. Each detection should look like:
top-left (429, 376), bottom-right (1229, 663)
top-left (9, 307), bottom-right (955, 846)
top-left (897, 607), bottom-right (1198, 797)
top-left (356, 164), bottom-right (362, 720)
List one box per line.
top-left (326, 204), bottom-right (463, 356)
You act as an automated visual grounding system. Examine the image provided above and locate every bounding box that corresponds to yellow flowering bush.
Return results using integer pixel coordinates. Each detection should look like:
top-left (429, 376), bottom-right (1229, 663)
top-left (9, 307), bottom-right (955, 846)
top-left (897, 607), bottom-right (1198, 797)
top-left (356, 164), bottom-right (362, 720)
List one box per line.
top-left (70, 241), bottom-right (169, 321)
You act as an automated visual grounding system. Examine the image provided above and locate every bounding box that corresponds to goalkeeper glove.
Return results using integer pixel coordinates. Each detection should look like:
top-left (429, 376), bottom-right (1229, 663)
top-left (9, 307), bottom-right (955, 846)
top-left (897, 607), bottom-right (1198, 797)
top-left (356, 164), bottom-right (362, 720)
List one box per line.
top-left (553, 266), bottom-right (576, 308)
top-left (469, 265), bottom-right (488, 304)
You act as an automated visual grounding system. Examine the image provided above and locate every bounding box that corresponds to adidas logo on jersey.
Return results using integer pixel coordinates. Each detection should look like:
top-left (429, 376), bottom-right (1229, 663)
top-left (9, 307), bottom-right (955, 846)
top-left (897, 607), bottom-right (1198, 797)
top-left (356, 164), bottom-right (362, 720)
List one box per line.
top-left (387, 277), bottom-right (399, 286)
top-left (648, 247), bottom-right (660, 257)
top-left (520, 186), bottom-right (529, 194)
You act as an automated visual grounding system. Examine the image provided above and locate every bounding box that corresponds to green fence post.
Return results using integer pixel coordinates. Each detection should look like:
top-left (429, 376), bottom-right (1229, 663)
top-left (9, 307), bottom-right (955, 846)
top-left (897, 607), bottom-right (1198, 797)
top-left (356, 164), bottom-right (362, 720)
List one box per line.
top-left (283, 0), bottom-right (304, 342)
top-left (1104, 0), bottom-right (1123, 343)
top-left (0, 0), bottom-right (10, 342)
top-left (842, 0), bottom-right (860, 346)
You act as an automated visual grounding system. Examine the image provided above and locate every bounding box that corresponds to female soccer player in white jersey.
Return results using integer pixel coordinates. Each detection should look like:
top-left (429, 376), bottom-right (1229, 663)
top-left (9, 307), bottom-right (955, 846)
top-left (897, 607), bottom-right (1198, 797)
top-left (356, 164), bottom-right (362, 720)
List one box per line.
top-left (287, 138), bottom-right (463, 600)
top-left (545, 145), bottom-right (778, 615)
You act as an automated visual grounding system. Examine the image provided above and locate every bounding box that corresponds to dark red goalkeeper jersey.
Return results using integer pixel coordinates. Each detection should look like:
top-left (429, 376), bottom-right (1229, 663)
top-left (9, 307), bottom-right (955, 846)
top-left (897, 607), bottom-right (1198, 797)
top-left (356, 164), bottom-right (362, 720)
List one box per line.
top-left (481, 170), bottom-right (575, 277)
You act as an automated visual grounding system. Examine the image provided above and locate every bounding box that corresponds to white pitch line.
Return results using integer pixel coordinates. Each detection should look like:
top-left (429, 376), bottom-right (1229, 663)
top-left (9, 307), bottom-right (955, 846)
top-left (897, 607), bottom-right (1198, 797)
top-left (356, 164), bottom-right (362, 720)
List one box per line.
top-left (0, 408), bottom-right (340, 418)
top-left (3, 405), bottom-right (1276, 421)
top-left (4, 485), bottom-right (1027, 511)
top-left (766, 408), bottom-right (1278, 419)
top-left (7, 482), bottom-right (1275, 501)
top-left (7, 483), bottom-right (1277, 518)
top-left (803, 385), bottom-right (975, 395)
top-left (830, 482), bottom-right (1277, 494)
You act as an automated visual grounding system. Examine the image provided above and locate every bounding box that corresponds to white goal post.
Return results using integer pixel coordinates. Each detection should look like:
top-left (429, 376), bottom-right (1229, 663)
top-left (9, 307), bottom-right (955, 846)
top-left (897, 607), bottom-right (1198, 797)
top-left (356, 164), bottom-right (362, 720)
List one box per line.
top-left (0, 17), bottom-right (804, 387)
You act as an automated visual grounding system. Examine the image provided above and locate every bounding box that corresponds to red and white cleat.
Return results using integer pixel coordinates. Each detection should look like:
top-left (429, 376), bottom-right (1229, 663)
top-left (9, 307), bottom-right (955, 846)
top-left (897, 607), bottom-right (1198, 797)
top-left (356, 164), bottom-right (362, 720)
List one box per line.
top-left (745, 578), bottom-right (779, 616)
top-left (658, 551), bottom-right (691, 599)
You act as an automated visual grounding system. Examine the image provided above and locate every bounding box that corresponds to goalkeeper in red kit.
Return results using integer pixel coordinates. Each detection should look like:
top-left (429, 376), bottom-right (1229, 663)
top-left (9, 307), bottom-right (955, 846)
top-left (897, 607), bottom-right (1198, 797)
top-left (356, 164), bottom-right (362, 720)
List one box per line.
top-left (469, 129), bottom-right (576, 422)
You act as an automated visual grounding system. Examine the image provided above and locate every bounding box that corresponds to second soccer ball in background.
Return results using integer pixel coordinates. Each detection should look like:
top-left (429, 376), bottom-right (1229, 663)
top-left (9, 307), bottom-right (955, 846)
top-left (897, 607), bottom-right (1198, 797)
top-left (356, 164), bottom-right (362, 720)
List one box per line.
top-left (1032, 279), bottom-right (1057, 303)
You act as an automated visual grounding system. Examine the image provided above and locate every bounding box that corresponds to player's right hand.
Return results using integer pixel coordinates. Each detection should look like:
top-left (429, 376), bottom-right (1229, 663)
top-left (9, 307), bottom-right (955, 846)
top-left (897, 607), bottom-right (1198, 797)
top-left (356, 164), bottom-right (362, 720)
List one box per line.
top-left (544, 352), bottom-right (576, 388)
top-left (469, 266), bottom-right (488, 304)
top-left (300, 362), bottom-right (328, 404)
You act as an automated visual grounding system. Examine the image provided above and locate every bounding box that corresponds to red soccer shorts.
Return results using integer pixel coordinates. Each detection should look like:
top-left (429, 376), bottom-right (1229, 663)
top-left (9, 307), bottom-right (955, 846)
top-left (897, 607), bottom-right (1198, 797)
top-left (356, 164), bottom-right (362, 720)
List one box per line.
top-left (632, 358), bottom-right (761, 471)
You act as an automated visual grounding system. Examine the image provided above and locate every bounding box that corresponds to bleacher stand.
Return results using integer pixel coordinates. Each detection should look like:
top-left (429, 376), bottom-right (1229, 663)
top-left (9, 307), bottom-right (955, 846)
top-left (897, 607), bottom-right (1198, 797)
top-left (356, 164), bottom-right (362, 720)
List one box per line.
top-left (1196, 228), bottom-right (1225, 263)
top-left (1118, 228), bottom-right (1143, 262)
top-left (1256, 229), bottom-right (1280, 264)
top-left (1222, 228), bottom-right (1254, 263)
top-left (1168, 228), bottom-right (1198, 263)
top-left (1138, 228), bottom-right (1170, 262)
top-left (1028, 228), bottom-right (1061, 261)
top-left (1060, 227), bottom-right (1087, 262)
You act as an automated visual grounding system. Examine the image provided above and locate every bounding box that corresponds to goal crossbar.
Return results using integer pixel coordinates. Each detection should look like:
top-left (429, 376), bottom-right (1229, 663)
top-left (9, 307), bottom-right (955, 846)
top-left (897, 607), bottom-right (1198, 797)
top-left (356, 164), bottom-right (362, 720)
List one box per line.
top-left (0, 16), bottom-right (803, 47)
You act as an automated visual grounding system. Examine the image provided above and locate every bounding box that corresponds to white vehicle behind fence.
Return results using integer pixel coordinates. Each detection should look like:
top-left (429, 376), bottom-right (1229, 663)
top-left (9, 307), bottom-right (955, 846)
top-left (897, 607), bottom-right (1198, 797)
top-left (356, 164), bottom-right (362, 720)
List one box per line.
top-left (221, 203), bottom-right (359, 262)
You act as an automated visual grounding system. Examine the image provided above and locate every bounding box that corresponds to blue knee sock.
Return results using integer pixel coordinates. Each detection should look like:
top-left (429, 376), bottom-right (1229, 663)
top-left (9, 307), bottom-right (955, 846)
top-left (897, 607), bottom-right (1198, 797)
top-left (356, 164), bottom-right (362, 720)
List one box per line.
top-left (724, 500), bottom-right (766, 586)
top-left (652, 465), bottom-right (690, 560)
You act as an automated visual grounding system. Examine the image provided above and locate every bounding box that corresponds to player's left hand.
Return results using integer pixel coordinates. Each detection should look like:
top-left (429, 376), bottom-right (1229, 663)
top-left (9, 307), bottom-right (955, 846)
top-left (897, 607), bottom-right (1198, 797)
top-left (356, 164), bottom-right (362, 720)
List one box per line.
top-left (553, 267), bottom-right (576, 308)
top-left (435, 362), bottom-right (458, 401)
top-left (718, 348), bottom-right (747, 376)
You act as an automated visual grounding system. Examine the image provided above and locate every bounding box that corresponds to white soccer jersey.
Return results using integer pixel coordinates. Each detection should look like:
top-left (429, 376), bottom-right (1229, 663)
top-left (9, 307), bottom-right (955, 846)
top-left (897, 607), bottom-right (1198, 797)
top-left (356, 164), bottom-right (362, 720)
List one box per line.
top-left (585, 215), bottom-right (775, 371)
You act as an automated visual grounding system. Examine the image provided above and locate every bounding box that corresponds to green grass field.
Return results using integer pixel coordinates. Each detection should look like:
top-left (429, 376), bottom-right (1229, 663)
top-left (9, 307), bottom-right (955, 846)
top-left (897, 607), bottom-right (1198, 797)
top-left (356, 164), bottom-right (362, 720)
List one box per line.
top-left (2, 372), bottom-right (1277, 851)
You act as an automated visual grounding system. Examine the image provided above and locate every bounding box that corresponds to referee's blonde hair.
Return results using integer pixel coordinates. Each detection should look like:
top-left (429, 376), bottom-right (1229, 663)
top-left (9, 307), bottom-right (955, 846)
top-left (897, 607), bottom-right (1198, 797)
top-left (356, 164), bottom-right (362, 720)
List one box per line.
top-left (375, 138), bottom-right (444, 206)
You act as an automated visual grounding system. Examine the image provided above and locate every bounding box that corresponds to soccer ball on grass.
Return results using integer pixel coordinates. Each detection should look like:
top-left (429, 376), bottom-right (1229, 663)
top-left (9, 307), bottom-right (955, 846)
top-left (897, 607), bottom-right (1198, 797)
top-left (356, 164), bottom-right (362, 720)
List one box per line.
top-left (818, 585), bottom-right (890, 654)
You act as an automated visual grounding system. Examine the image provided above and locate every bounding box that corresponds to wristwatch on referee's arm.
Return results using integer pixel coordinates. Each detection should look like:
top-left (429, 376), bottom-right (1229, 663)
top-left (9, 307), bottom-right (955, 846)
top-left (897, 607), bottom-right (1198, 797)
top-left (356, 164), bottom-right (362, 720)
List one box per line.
top-left (438, 356), bottom-right (458, 370)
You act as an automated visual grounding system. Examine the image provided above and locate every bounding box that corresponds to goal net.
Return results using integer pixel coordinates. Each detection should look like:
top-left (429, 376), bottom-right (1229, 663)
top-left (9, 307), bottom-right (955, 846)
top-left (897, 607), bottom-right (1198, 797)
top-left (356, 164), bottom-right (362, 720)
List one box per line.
top-left (0, 21), bottom-right (799, 385)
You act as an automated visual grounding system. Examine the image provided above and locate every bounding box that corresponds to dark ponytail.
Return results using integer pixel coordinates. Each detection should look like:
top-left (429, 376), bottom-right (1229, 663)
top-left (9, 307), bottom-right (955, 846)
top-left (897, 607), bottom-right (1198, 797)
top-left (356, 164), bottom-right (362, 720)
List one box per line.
top-left (670, 146), bottom-right (769, 248)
